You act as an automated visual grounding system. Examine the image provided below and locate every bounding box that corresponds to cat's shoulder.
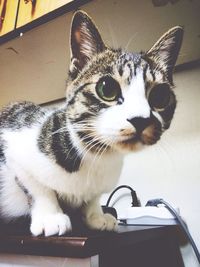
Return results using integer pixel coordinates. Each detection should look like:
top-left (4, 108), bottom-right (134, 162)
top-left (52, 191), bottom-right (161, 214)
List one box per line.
top-left (0, 101), bottom-right (46, 130)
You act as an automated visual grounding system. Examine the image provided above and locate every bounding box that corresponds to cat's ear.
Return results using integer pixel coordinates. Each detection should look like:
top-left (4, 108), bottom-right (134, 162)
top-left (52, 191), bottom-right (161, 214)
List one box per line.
top-left (146, 26), bottom-right (183, 83)
top-left (70, 10), bottom-right (106, 75)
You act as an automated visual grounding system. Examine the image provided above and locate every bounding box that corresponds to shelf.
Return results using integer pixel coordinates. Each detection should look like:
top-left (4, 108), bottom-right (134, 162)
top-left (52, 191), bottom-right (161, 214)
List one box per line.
top-left (0, 0), bottom-right (19, 36)
top-left (17, 0), bottom-right (73, 28)
top-left (0, 0), bottom-right (92, 44)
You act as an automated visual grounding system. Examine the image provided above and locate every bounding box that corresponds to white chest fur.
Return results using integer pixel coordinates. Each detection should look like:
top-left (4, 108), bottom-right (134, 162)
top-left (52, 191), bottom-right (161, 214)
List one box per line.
top-left (3, 126), bottom-right (123, 207)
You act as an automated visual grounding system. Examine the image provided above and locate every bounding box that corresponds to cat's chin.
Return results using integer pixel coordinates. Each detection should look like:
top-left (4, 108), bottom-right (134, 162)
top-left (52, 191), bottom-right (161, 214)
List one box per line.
top-left (114, 141), bottom-right (144, 153)
top-left (114, 135), bottom-right (160, 153)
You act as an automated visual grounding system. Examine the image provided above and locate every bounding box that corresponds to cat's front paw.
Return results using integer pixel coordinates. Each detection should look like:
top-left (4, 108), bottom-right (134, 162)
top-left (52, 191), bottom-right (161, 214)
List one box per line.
top-left (30, 213), bottom-right (72, 236)
top-left (85, 213), bottom-right (118, 231)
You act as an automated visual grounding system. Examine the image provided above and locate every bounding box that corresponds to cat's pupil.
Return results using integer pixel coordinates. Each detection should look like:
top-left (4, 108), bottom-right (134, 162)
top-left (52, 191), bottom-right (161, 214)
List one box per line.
top-left (148, 83), bottom-right (171, 110)
top-left (96, 76), bottom-right (121, 102)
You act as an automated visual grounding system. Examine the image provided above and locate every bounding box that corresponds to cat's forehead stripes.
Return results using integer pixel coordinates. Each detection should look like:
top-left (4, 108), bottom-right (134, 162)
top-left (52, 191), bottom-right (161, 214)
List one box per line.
top-left (107, 51), bottom-right (158, 87)
top-left (117, 53), bottom-right (138, 73)
top-left (117, 52), bottom-right (141, 71)
top-left (116, 52), bottom-right (168, 86)
top-left (69, 49), bottom-right (159, 94)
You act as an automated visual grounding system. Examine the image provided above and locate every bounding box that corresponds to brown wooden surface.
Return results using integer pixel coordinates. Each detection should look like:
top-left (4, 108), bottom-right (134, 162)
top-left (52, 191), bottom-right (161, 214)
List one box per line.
top-left (16, 0), bottom-right (73, 28)
top-left (0, 0), bottom-right (93, 43)
top-left (0, 0), bottom-right (19, 36)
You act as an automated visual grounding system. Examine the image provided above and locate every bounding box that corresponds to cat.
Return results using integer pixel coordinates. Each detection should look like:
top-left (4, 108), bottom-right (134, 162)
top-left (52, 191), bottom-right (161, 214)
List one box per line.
top-left (0, 11), bottom-right (183, 236)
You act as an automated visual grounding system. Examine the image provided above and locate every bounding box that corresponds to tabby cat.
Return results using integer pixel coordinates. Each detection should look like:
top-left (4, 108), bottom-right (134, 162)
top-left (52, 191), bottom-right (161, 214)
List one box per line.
top-left (0, 11), bottom-right (183, 236)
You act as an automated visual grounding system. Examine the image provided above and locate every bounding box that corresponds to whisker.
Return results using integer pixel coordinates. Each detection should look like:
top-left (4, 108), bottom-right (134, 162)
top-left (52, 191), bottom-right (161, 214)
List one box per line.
top-left (79, 135), bottom-right (108, 165)
top-left (86, 132), bottom-right (119, 182)
top-left (124, 32), bottom-right (138, 51)
top-left (51, 126), bottom-right (68, 135)
top-left (50, 116), bottom-right (96, 136)
top-left (85, 139), bottom-right (110, 183)
top-left (64, 130), bottom-right (105, 165)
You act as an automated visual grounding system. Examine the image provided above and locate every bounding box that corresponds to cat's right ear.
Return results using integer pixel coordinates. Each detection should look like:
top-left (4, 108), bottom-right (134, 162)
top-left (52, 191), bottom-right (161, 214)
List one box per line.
top-left (70, 10), bottom-right (106, 77)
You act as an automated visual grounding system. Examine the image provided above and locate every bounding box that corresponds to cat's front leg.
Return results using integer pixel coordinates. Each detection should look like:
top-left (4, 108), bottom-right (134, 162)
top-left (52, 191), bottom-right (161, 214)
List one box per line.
top-left (83, 197), bottom-right (118, 231)
top-left (30, 191), bottom-right (71, 236)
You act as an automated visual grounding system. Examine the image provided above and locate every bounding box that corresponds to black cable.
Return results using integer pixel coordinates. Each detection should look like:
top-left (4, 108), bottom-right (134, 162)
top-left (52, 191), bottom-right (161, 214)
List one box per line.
top-left (106, 185), bottom-right (140, 207)
top-left (146, 198), bottom-right (200, 264)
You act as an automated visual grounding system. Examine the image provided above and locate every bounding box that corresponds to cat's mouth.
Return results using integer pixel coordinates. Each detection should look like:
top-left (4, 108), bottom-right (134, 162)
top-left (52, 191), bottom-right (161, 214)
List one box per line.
top-left (122, 133), bottom-right (160, 145)
top-left (78, 123), bottom-right (162, 153)
top-left (115, 126), bottom-right (162, 151)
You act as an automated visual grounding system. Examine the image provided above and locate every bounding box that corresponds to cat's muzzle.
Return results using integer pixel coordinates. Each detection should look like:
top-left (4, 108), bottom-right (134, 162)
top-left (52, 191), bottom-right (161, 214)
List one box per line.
top-left (116, 116), bottom-right (162, 151)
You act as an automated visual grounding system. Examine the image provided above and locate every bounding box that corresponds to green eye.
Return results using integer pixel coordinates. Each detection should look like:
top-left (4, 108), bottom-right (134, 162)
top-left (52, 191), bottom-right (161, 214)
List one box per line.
top-left (96, 76), bottom-right (121, 102)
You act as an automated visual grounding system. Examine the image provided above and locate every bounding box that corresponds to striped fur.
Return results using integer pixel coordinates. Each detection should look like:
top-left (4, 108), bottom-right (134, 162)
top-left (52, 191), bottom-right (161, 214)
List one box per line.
top-left (0, 11), bottom-right (183, 236)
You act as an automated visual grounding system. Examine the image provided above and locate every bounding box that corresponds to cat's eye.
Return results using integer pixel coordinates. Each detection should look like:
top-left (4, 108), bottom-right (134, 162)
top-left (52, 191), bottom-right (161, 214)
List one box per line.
top-left (148, 83), bottom-right (171, 110)
top-left (96, 76), bottom-right (121, 102)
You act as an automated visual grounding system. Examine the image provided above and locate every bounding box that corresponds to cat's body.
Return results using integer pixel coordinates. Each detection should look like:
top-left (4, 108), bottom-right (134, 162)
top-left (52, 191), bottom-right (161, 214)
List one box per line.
top-left (0, 102), bottom-right (122, 235)
top-left (0, 11), bottom-right (183, 236)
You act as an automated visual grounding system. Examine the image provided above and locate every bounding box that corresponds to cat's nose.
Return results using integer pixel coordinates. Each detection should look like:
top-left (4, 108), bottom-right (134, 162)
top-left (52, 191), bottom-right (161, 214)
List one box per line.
top-left (127, 117), bottom-right (151, 133)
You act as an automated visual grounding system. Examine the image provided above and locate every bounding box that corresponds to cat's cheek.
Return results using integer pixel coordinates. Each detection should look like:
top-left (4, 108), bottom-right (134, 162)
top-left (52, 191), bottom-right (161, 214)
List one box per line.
top-left (96, 107), bottom-right (131, 140)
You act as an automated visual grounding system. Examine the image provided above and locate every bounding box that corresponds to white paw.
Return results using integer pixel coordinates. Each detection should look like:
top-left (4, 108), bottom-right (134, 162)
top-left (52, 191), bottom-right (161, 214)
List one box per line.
top-left (85, 213), bottom-right (118, 231)
top-left (30, 213), bottom-right (72, 236)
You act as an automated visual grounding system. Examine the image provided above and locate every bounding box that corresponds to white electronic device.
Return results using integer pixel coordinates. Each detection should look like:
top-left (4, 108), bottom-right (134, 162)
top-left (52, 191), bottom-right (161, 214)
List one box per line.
top-left (118, 206), bottom-right (178, 225)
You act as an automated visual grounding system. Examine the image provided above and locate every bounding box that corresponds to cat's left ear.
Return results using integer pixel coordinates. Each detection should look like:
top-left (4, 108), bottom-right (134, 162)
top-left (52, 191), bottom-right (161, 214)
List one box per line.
top-left (70, 10), bottom-right (106, 76)
top-left (146, 26), bottom-right (183, 84)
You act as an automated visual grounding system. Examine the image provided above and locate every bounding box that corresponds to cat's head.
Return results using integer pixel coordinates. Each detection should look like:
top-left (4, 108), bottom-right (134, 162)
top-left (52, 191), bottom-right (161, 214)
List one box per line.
top-left (66, 11), bottom-right (183, 153)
